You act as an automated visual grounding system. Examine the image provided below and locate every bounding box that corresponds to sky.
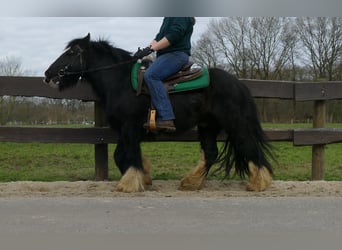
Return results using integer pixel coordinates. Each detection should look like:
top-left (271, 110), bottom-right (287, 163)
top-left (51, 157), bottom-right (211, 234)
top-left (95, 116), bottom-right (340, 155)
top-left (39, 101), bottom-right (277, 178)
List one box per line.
top-left (1, 0), bottom-right (341, 77)
top-left (0, 17), bottom-right (216, 76)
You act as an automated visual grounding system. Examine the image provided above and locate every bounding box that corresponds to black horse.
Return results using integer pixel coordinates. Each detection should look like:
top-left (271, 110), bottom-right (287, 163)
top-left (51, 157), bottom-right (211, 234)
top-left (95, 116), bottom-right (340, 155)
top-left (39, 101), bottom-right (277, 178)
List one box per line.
top-left (44, 34), bottom-right (274, 192)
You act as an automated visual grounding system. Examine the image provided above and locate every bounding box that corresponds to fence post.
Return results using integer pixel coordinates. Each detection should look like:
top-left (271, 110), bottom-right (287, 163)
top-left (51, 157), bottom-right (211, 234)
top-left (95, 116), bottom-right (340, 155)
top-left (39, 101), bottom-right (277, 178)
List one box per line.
top-left (94, 101), bottom-right (108, 181)
top-left (311, 100), bottom-right (326, 180)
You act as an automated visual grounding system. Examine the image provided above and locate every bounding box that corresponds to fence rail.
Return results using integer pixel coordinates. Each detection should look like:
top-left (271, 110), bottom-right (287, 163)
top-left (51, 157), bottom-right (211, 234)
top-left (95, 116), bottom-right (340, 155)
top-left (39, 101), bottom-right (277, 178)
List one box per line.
top-left (1, 76), bottom-right (342, 180)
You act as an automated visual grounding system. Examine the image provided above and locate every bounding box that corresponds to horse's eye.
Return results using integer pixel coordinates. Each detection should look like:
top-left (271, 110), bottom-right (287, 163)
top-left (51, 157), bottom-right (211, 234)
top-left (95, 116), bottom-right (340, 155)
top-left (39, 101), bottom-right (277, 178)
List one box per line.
top-left (68, 50), bottom-right (75, 55)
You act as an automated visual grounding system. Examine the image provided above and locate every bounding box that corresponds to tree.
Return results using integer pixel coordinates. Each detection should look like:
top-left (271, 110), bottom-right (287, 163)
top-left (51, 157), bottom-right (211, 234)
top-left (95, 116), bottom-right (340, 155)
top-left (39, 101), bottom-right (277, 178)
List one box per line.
top-left (210, 17), bottom-right (251, 77)
top-left (0, 56), bottom-right (27, 125)
top-left (0, 56), bottom-right (27, 76)
top-left (246, 17), bottom-right (297, 80)
top-left (296, 17), bottom-right (342, 81)
top-left (193, 17), bottom-right (298, 80)
top-left (192, 31), bottom-right (221, 69)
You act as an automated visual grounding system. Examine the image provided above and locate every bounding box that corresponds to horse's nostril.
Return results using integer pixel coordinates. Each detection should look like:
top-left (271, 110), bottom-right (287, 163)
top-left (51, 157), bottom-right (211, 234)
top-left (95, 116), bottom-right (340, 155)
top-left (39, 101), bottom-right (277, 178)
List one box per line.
top-left (58, 69), bottom-right (65, 77)
top-left (43, 77), bottom-right (50, 84)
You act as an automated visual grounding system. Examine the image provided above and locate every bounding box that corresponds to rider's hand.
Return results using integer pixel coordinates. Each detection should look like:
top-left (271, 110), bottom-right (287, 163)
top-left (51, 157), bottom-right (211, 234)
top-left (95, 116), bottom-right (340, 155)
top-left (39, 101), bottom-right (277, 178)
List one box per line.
top-left (133, 47), bottom-right (153, 59)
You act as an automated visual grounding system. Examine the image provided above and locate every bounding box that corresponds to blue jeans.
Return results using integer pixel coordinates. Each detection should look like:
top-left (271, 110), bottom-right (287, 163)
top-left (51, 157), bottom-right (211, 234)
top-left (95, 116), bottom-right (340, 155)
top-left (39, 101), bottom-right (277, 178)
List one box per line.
top-left (144, 51), bottom-right (189, 120)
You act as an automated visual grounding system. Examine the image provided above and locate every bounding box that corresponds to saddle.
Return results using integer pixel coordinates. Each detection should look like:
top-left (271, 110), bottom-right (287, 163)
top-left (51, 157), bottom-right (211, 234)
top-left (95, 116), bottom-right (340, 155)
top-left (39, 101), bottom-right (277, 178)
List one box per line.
top-left (135, 59), bottom-right (204, 96)
top-left (130, 59), bottom-right (209, 132)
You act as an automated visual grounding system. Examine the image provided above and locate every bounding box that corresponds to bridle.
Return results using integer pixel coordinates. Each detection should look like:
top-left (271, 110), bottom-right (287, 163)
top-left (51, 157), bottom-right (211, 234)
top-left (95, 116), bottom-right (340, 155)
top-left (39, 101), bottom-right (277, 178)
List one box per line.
top-left (58, 45), bottom-right (138, 78)
top-left (57, 45), bottom-right (85, 77)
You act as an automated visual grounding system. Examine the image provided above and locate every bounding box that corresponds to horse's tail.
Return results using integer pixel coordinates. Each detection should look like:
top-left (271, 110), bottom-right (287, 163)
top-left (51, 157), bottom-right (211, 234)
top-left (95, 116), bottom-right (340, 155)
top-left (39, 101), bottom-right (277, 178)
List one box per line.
top-left (215, 121), bottom-right (274, 178)
top-left (211, 69), bottom-right (274, 178)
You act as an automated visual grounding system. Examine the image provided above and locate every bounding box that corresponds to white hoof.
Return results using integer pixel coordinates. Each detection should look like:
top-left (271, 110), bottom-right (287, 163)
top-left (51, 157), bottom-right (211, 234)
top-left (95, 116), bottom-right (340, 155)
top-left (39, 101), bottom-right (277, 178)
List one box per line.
top-left (179, 151), bottom-right (207, 191)
top-left (246, 161), bottom-right (272, 192)
top-left (116, 167), bottom-right (145, 193)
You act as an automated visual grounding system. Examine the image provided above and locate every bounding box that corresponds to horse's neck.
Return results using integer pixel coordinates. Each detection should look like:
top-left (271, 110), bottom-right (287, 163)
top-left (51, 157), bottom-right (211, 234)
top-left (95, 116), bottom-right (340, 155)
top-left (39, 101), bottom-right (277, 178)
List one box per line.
top-left (85, 50), bottom-right (132, 99)
top-left (86, 65), bottom-right (131, 101)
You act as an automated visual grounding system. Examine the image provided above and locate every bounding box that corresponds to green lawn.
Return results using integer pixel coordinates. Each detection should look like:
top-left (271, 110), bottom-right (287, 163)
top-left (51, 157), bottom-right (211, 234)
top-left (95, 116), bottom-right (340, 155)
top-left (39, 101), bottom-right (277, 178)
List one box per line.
top-left (262, 122), bottom-right (342, 128)
top-left (0, 140), bottom-right (341, 182)
top-left (1, 122), bottom-right (341, 182)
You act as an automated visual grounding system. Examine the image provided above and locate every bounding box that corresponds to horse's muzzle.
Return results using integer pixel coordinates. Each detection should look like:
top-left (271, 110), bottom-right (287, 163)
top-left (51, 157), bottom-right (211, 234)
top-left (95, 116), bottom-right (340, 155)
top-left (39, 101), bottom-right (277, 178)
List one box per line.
top-left (43, 72), bottom-right (60, 89)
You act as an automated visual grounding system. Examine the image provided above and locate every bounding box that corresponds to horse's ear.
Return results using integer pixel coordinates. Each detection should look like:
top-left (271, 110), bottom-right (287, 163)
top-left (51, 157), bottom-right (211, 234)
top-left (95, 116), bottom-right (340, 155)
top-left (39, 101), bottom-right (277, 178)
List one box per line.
top-left (79, 33), bottom-right (90, 48)
top-left (84, 33), bottom-right (90, 42)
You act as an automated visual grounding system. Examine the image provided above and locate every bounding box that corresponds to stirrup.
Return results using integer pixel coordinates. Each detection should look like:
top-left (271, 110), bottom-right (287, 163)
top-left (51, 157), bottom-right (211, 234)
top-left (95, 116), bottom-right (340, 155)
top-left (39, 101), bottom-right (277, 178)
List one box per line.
top-left (144, 109), bottom-right (157, 132)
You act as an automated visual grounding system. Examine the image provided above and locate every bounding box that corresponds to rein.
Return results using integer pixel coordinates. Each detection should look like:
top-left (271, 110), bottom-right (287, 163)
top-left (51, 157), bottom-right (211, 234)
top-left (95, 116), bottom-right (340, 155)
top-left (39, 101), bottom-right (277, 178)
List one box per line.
top-left (59, 45), bottom-right (138, 77)
top-left (63, 58), bottom-right (138, 76)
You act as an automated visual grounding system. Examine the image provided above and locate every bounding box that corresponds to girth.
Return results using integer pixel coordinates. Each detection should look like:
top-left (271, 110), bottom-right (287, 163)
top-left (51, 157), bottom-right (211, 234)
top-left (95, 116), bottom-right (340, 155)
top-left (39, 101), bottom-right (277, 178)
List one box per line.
top-left (136, 59), bottom-right (203, 96)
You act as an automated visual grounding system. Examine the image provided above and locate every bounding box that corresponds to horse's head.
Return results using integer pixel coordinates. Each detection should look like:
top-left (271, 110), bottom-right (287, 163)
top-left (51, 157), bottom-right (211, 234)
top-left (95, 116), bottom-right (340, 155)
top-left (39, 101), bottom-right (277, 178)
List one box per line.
top-left (44, 33), bottom-right (90, 90)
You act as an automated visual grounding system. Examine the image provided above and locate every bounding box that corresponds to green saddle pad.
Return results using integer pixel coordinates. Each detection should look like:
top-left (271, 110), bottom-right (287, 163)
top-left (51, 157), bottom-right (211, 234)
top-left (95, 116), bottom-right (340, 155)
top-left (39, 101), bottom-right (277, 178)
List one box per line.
top-left (131, 62), bottom-right (210, 94)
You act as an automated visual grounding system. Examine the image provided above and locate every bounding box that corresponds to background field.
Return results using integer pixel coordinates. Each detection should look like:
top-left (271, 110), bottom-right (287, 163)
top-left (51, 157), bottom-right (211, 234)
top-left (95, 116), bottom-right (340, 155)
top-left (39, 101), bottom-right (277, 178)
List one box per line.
top-left (0, 123), bottom-right (341, 182)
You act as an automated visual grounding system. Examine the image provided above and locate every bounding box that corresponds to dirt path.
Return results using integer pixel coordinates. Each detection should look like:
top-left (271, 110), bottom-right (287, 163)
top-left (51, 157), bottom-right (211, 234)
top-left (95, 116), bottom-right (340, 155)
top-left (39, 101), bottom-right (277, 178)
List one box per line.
top-left (0, 180), bottom-right (341, 197)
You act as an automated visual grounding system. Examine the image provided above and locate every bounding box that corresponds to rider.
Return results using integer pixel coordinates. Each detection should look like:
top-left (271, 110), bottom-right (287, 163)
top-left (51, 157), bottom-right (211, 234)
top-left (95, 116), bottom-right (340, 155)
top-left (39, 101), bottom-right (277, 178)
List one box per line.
top-left (143, 17), bottom-right (195, 131)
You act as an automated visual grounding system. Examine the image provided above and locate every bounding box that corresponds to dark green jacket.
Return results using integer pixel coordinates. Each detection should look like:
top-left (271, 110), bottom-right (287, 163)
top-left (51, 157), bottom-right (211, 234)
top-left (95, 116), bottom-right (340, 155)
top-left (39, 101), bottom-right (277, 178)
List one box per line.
top-left (155, 17), bottom-right (194, 56)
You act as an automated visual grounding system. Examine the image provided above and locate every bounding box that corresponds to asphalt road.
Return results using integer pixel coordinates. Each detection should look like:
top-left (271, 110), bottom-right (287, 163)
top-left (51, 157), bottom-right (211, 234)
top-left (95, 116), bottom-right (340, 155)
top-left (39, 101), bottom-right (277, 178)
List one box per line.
top-left (1, 197), bottom-right (341, 249)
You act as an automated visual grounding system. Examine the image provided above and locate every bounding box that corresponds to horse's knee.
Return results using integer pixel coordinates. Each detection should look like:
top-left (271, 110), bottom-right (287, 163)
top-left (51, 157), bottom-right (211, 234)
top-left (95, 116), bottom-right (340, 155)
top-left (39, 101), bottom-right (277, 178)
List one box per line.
top-left (179, 151), bottom-right (207, 191)
top-left (246, 161), bottom-right (272, 192)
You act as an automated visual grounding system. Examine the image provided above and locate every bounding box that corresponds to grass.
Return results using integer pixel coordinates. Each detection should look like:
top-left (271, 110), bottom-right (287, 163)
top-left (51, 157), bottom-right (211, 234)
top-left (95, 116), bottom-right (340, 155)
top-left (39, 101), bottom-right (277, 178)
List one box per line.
top-left (0, 141), bottom-right (341, 182)
top-left (0, 143), bottom-right (97, 181)
top-left (0, 123), bottom-right (341, 182)
top-left (263, 122), bottom-right (342, 128)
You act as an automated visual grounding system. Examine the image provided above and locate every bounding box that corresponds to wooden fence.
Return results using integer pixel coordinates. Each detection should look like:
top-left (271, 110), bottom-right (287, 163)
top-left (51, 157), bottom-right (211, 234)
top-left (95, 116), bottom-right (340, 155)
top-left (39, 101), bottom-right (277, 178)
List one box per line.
top-left (1, 76), bottom-right (342, 180)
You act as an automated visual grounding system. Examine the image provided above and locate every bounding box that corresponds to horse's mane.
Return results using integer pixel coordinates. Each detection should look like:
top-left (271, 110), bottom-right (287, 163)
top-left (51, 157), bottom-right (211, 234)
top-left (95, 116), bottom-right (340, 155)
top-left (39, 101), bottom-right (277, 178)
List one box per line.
top-left (66, 37), bottom-right (133, 61)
